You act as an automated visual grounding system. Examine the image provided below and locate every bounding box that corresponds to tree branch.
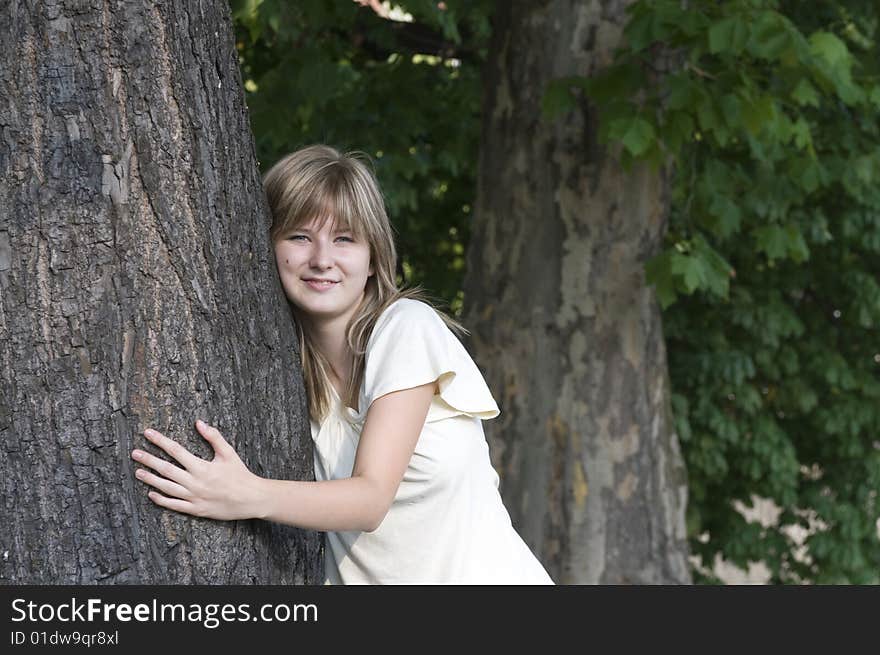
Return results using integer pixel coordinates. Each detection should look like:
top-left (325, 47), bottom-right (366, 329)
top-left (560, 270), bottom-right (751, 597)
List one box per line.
top-left (349, 5), bottom-right (478, 64)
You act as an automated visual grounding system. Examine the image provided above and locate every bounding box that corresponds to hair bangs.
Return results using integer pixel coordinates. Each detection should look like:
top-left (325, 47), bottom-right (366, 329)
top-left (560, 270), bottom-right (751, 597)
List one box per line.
top-left (282, 167), bottom-right (368, 242)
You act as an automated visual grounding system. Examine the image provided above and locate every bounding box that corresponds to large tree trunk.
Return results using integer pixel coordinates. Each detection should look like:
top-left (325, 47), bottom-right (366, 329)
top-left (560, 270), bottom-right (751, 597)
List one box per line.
top-left (463, 0), bottom-right (691, 584)
top-left (0, 0), bottom-right (321, 583)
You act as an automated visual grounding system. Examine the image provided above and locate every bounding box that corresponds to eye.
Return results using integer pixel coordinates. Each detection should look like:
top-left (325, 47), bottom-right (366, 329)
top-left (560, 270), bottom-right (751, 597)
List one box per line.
top-left (286, 234), bottom-right (308, 241)
top-left (335, 236), bottom-right (354, 243)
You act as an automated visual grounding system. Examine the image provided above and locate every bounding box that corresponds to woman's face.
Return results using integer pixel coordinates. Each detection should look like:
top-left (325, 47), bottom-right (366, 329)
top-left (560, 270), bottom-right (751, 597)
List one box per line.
top-left (274, 217), bottom-right (373, 327)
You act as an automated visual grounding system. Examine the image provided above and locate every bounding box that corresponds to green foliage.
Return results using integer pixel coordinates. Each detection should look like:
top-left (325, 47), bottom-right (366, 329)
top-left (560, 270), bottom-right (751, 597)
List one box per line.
top-left (234, 0), bottom-right (880, 584)
top-left (230, 0), bottom-right (493, 312)
top-left (560, 0), bottom-right (880, 583)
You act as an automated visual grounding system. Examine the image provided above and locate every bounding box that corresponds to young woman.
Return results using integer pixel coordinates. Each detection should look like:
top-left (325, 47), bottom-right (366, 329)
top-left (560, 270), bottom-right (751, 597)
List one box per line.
top-left (131, 144), bottom-right (554, 585)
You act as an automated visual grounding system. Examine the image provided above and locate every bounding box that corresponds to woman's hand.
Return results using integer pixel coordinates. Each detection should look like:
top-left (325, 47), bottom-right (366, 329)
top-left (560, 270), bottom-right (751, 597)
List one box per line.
top-left (132, 420), bottom-right (265, 521)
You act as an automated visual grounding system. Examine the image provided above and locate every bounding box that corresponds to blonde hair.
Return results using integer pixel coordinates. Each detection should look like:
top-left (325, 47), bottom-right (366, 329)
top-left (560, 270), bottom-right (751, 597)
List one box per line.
top-left (262, 144), bottom-right (466, 425)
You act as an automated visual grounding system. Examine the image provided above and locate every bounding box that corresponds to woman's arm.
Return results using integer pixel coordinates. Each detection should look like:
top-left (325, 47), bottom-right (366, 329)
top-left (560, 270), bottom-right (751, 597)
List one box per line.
top-left (132, 380), bottom-right (436, 533)
top-left (260, 380), bottom-right (436, 532)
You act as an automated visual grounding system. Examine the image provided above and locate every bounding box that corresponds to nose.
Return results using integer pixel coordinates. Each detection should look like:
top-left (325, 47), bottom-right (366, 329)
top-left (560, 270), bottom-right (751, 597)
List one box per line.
top-left (308, 237), bottom-right (333, 270)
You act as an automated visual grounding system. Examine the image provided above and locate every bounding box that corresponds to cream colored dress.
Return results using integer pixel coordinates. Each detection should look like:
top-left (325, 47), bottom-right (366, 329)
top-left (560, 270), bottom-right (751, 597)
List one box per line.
top-left (309, 298), bottom-right (555, 585)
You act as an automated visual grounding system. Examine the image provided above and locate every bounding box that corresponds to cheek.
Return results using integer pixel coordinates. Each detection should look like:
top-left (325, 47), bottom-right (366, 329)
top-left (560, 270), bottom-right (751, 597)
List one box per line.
top-left (274, 247), bottom-right (294, 269)
top-left (352, 249), bottom-right (372, 274)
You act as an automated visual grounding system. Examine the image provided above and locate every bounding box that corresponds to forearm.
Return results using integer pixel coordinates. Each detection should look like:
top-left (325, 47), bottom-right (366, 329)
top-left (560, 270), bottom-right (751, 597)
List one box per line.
top-left (254, 476), bottom-right (385, 533)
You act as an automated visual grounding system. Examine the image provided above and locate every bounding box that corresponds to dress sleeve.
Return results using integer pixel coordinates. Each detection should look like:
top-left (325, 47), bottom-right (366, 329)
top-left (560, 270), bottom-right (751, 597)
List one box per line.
top-left (363, 299), bottom-right (500, 421)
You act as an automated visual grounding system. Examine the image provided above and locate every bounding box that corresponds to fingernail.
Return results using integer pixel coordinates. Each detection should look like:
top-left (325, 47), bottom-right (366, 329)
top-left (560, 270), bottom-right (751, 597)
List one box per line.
top-left (144, 429), bottom-right (154, 437)
top-left (132, 450), bottom-right (142, 459)
top-left (196, 420), bottom-right (204, 427)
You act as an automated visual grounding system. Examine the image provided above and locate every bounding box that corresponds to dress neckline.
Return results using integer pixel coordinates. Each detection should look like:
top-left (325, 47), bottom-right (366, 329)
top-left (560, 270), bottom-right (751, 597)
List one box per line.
top-left (329, 382), bottom-right (363, 418)
top-left (324, 299), bottom-right (410, 422)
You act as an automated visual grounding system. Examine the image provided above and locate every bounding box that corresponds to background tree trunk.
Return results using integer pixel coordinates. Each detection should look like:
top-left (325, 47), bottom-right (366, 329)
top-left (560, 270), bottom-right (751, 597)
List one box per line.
top-left (463, 0), bottom-right (691, 584)
top-left (0, 0), bottom-right (321, 583)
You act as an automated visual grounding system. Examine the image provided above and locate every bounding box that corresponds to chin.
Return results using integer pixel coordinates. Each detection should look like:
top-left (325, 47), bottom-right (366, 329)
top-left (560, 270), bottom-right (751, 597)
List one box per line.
top-left (292, 299), bottom-right (351, 318)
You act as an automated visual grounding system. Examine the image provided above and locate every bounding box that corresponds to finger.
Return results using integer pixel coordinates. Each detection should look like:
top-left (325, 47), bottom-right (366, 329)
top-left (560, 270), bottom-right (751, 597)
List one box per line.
top-left (135, 468), bottom-right (192, 500)
top-left (195, 420), bottom-right (233, 457)
top-left (143, 428), bottom-right (206, 471)
top-left (146, 490), bottom-right (200, 517)
top-left (131, 448), bottom-right (192, 486)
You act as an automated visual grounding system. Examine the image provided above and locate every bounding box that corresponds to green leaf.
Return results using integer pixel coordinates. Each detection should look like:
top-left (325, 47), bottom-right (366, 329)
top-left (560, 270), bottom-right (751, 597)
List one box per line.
top-left (670, 251), bottom-right (706, 293)
top-left (784, 223), bottom-right (810, 262)
top-left (754, 224), bottom-right (789, 260)
top-left (708, 195), bottom-right (743, 238)
top-left (661, 110), bottom-right (694, 152)
top-left (666, 74), bottom-right (697, 111)
top-left (611, 117), bottom-right (656, 157)
top-left (695, 96), bottom-right (721, 132)
top-left (791, 78), bottom-right (820, 107)
top-left (720, 93), bottom-right (742, 129)
top-left (740, 95), bottom-right (777, 135)
top-left (645, 250), bottom-right (678, 309)
top-left (786, 156), bottom-right (828, 192)
top-left (787, 117), bottom-right (813, 150)
top-left (808, 31), bottom-right (851, 70)
top-left (807, 31), bottom-right (862, 104)
top-left (624, 7), bottom-right (655, 52)
top-left (582, 62), bottom-right (643, 104)
top-left (542, 78), bottom-right (578, 120)
top-left (709, 16), bottom-right (749, 55)
top-left (691, 233), bottom-right (733, 298)
top-left (748, 11), bottom-right (792, 60)
top-left (752, 223), bottom-right (809, 262)
top-left (853, 154), bottom-right (876, 184)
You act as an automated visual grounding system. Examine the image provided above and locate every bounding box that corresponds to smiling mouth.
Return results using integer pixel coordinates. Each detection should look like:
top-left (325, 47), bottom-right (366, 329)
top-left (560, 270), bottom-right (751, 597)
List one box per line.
top-left (303, 279), bottom-right (338, 288)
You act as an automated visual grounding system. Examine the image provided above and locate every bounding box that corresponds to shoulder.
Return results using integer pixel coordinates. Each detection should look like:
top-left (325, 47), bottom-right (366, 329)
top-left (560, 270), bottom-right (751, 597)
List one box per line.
top-left (365, 298), bottom-right (500, 421)
top-left (379, 298), bottom-right (439, 323)
top-left (369, 298), bottom-right (446, 345)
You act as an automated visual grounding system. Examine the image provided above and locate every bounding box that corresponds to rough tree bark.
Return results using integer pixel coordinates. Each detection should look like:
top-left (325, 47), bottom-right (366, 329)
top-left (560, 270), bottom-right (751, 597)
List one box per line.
top-left (463, 1), bottom-right (691, 583)
top-left (0, 0), bottom-right (321, 583)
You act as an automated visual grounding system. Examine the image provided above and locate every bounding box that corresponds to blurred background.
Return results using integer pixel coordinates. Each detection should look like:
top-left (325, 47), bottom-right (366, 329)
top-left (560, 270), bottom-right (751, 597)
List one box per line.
top-left (229, 0), bottom-right (880, 584)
